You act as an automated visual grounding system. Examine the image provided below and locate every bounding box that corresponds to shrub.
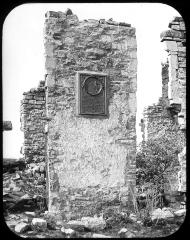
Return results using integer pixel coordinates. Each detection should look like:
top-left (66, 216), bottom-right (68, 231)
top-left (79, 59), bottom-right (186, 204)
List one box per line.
top-left (136, 122), bottom-right (185, 192)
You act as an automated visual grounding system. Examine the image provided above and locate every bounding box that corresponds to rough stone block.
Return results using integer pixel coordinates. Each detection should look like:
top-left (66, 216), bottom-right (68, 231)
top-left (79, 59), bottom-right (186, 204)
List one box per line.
top-left (171, 25), bottom-right (180, 31)
top-left (15, 222), bottom-right (30, 233)
top-left (45, 57), bottom-right (57, 69)
top-left (165, 40), bottom-right (178, 51)
top-left (81, 216), bottom-right (106, 231)
top-left (56, 50), bottom-right (66, 58)
top-left (160, 29), bottom-right (184, 41)
top-left (44, 42), bottom-right (54, 57)
top-left (45, 11), bottom-right (59, 18)
top-left (178, 47), bottom-right (186, 52)
top-left (67, 14), bottom-right (79, 26)
top-left (31, 218), bottom-right (47, 231)
top-left (179, 21), bottom-right (186, 31)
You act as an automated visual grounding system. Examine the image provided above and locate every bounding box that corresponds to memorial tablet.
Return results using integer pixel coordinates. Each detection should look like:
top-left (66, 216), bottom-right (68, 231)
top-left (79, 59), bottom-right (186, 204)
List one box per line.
top-left (77, 72), bottom-right (108, 116)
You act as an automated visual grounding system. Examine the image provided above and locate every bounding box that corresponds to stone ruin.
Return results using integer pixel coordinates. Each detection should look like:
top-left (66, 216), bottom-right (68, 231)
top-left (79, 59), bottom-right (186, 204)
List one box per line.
top-left (20, 9), bottom-right (137, 218)
top-left (140, 16), bottom-right (186, 193)
top-left (20, 12), bottom-right (186, 218)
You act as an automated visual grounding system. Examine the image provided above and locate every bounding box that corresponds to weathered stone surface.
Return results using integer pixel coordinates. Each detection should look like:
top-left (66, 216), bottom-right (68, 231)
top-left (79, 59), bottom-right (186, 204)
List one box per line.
top-left (124, 231), bottom-right (136, 238)
top-left (65, 8), bottom-right (73, 16)
top-left (20, 194), bottom-right (31, 200)
top-left (141, 16), bottom-right (186, 193)
top-left (161, 17), bottom-right (186, 112)
top-left (61, 227), bottom-right (76, 236)
top-left (20, 82), bottom-right (46, 196)
top-left (118, 227), bottom-right (128, 236)
top-left (164, 41), bottom-right (178, 51)
top-left (45, 57), bottom-right (57, 69)
top-left (31, 218), bottom-right (47, 231)
top-left (24, 211), bottom-right (36, 217)
top-left (161, 29), bottom-right (185, 41)
top-left (15, 222), bottom-right (30, 233)
top-left (81, 216), bottom-right (106, 231)
top-left (43, 10), bottom-right (137, 216)
top-left (119, 22), bottom-right (131, 27)
top-left (65, 220), bottom-right (88, 232)
top-left (178, 147), bottom-right (186, 192)
top-left (161, 17), bottom-right (186, 193)
top-left (45, 11), bottom-right (59, 18)
top-left (174, 209), bottom-right (186, 217)
top-left (92, 233), bottom-right (112, 238)
top-left (151, 208), bottom-right (174, 221)
top-left (118, 228), bottom-right (136, 238)
top-left (20, 84), bottom-right (46, 164)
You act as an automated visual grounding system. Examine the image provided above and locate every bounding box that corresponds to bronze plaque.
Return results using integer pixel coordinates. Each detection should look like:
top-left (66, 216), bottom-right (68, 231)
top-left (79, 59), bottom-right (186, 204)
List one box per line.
top-left (77, 72), bottom-right (108, 116)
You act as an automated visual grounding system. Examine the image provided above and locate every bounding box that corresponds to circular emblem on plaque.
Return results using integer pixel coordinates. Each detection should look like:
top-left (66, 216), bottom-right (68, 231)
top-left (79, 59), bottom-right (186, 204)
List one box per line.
top-left (83, 76), bottom-right (103, 96)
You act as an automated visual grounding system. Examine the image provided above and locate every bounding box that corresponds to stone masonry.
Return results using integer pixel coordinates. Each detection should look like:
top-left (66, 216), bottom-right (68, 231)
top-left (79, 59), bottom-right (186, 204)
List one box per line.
top-left (20, 80), bottom-right (46, 164)
top-left (160, 16), bottom-right (186, 130)
top-left (140, 16), bottom-right (186, 193)
top-left (161, 16), bottom-right (186, 193)
top-left (20, 80), bottom-right (47, 194)
top-left (43, 9), bottom-right (137, 217)
top-left (140, 62), bottom-right (172, 144)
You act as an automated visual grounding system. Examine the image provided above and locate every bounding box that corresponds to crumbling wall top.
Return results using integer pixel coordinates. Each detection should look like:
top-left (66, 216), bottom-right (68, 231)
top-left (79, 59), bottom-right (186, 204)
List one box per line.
top-left (45, 9), bottom-right (134, 29)
top-left (160, 16), bottom-right (186, 42)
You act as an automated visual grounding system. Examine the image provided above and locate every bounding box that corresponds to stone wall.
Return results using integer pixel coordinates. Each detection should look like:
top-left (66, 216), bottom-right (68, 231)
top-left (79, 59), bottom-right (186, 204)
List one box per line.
top-left (142, 101), bottom-right (171, 141)
top-left (141, 59), bottom-right (172, 141)
top-left (20, 80), bottom-right (47, 194)
top-left (161, 62), bottom-right (169, 107)
top-left (160, 16), bottom-right (186, 130)
top-left (141, 94), bottom-right (182, 194)
top-left (44, 9), bottom-right (137, 217)
top-left (140, 16), bottom-right (186, 193)
top-left (141, 57), bottom-right (173, 142)
top-left (141, 102), bottom-right (181, 193)
top-left (142, 16), bottom-right (186, 138)
top-left (161, 16), bottom-right (186, 193)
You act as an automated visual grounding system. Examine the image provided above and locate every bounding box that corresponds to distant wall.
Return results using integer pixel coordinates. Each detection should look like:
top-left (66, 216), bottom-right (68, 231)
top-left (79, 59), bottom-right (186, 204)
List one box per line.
top-left (140, 16), bottom-right (186, 193)
top-left (161, 16), bottom-right (186, 192)
top-left (161, 16), bottom-right (186, 130)
top-left (20, 81), bottom-right (47, 195)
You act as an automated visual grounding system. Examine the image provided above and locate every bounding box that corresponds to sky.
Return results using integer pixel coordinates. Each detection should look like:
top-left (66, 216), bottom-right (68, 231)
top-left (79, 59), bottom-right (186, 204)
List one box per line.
top-left (3, 3), bottom-right (181, 158)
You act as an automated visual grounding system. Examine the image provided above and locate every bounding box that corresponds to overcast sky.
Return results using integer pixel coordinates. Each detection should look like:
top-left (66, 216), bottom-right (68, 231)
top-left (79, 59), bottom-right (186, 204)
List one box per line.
top-left (3, 3), bottom-right (180, 158)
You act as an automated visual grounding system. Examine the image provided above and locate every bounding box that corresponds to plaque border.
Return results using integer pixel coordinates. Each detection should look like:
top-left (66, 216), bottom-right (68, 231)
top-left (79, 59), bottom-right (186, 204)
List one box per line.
top-left (76, 71), bottom-right (108, 116)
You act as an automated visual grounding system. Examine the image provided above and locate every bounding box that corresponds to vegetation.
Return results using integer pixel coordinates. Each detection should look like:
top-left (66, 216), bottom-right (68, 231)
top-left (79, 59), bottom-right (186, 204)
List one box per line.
top-left (136, 121), bottom-right (185, 193)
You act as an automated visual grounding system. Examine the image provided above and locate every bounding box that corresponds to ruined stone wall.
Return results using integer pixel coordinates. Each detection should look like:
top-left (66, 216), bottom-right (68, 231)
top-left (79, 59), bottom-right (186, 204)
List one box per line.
top-left (161, 16), bottom-right (186, 129)
top-left (20, 81), bottom-right (47, 194)
top-left (161, 16), bottom-right (186, 192)
top-left (44, 10), bottom-right (137, 217)
top-left (139, 62), bottom-right (170, 145)
top-left (140, 16), bottom-right (186, 193)
top-left (141, 96), bottom-right (181, 194)
top-left (142, 16), bottom-right (186, 140)
top-left (141, 58), bottom-right (171, 142)
top-left (161, 62), bottom-right (169, 106)
top-left (142, 102), bottom-right (172, 141)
